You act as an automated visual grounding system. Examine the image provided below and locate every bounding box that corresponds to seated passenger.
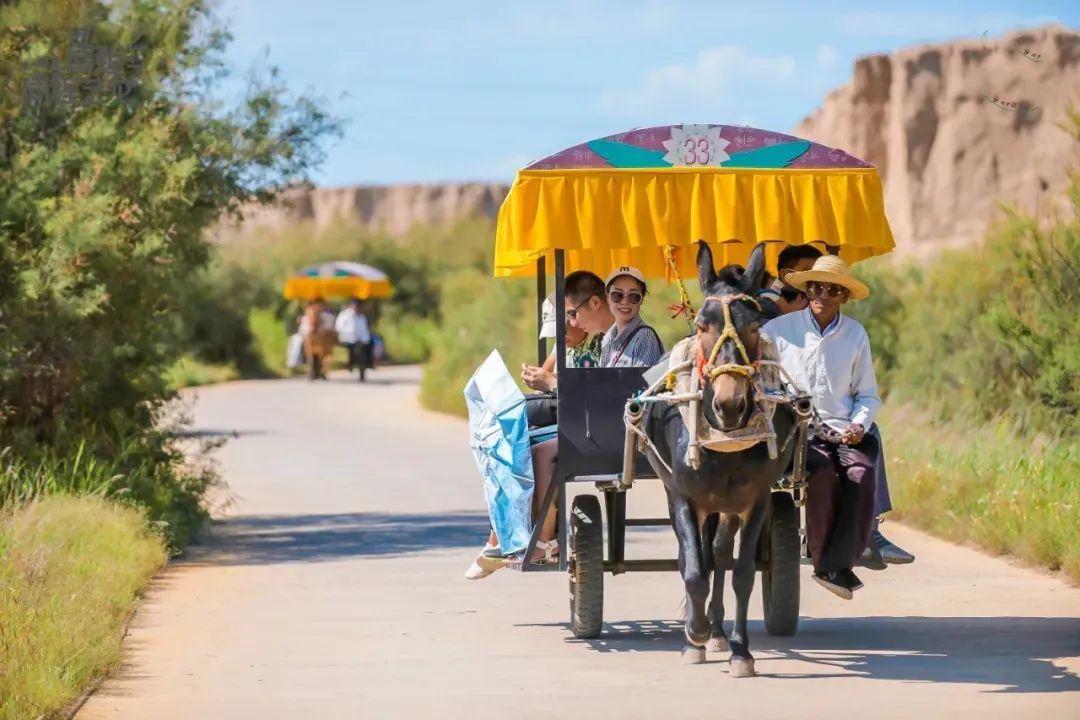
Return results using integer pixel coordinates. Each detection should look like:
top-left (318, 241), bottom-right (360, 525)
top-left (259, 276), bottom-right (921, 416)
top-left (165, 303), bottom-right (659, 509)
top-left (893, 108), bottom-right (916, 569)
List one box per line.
top-left (599, 266), bottom-right (664, 368)
top-left (521, 291), bottom-right (604, 393)
top-left (465, 268), bottom-right (662, 578)
top-left (763, 255), bottom-right (880, 599)
top-left (757, 244), bottom-right (822, 319)
top-left (763, 243), bottom-right (914, 568)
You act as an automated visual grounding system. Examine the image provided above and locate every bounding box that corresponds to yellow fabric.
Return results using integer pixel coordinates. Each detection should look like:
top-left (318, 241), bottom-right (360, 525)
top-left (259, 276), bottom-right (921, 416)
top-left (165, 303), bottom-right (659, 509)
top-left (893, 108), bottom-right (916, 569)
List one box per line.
top-left (493, 167), bottom-right (895, 278)
top-left (283, 277), bottom-right (393, 300)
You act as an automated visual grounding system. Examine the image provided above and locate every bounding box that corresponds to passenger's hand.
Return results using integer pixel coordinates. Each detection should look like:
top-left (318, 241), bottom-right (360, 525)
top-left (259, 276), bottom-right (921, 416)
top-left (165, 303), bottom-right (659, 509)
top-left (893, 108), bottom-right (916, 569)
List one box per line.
top-left (521, 364), bottom-right (556, 392)
top-left (842, 423), bottom-right (865, 445)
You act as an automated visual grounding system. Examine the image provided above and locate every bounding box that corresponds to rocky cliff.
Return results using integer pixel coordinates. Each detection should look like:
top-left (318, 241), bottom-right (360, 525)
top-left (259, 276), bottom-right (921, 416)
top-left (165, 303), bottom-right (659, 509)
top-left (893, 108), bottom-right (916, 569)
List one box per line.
top-left (216, 182), bottom-right (509, 240)
top-left (796, 24), bottom-right (1080, 255)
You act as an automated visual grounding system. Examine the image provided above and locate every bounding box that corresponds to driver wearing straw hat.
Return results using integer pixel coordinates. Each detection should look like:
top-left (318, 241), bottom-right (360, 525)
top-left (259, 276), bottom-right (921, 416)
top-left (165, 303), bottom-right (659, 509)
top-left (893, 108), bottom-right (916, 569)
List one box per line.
top-left (763, 255), bottom-right (881, 600)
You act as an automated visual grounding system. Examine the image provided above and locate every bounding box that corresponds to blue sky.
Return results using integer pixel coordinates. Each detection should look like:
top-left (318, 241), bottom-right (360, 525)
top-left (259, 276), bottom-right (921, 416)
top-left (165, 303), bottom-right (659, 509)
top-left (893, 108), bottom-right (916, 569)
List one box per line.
top-left (218, 0), bottom-right (1076, 186)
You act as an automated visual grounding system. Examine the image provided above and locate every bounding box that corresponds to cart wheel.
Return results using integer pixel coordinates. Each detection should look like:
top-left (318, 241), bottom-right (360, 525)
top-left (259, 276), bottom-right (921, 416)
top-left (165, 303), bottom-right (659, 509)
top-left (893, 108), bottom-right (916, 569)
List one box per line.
top-left (762, 491), bottom-right (800, 636)
top-left (569, 494), bottom-right (604, 639)
top-left (359, 366), bottom-right (366, 382)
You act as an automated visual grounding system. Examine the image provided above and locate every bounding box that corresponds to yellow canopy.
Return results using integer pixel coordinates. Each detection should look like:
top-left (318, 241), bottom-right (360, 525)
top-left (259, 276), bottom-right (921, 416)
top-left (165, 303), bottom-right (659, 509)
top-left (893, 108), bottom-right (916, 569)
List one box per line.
top-left (282, 261), bottom-right (393, 300)
top-left (494, 167), bottom-right (894, 279)
top-left (283, 276), bottom-right (393, 301)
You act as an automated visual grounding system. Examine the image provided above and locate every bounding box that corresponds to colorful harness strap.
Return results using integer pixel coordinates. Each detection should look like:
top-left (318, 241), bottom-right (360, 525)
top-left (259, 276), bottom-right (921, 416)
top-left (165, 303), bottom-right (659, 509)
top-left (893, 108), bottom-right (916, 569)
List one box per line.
top-left (664, 245), bottom-right (697, 332)
top-left (697, 294), bottom-right (762, 381)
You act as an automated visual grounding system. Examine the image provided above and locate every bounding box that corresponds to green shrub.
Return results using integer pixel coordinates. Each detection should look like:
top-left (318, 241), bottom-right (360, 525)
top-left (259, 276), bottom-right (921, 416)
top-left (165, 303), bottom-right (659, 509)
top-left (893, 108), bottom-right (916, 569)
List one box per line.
top-left (420, 271), bottom-right (534, 416)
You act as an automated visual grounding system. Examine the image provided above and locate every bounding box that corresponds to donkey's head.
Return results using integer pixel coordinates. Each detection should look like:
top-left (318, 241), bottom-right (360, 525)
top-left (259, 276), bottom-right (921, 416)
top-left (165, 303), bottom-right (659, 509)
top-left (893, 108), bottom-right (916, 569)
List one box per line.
top-left (694, 241), bottom-right (767, 431)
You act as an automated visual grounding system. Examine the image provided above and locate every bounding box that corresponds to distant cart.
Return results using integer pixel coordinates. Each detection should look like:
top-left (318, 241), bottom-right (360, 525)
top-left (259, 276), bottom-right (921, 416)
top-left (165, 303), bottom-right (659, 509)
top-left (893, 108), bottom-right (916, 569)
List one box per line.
top-left (283, 261), bottom-right (393, 381)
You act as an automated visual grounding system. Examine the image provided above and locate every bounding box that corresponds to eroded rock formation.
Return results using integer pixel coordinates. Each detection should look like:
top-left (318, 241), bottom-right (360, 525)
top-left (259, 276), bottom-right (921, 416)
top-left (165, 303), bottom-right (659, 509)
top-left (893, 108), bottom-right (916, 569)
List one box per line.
top-left (796, 24), bottom-right (1080, 255)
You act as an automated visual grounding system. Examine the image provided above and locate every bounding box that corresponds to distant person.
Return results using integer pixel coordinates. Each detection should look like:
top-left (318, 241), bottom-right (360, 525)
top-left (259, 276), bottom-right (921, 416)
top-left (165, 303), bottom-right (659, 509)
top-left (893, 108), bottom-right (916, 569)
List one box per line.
top-left (335, 298), bottom-right (373, 380)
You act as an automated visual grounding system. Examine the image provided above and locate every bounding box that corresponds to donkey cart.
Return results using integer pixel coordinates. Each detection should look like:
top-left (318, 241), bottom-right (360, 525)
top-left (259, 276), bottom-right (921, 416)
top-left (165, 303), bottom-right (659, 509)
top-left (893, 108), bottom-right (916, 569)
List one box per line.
top-left (491, 124), bottom-right (895, 656)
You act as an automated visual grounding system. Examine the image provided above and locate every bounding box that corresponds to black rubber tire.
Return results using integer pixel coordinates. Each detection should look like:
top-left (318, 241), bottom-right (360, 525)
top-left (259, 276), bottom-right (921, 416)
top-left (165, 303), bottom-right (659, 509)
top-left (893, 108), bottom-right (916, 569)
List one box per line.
top-left (762, 491), bottom-right (800, 636)
top-left (569, 494), bottom-right (604, 639)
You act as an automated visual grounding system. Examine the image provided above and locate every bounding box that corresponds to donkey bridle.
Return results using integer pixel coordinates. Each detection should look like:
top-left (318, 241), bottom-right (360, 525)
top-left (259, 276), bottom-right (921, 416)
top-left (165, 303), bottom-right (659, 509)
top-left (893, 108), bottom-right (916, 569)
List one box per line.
top-left (695, 293), bottom-right (762, 384)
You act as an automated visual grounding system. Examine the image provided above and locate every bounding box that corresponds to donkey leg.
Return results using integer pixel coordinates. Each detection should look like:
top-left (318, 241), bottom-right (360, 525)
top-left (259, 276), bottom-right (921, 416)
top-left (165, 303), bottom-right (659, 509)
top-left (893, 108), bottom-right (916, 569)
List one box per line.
top-left (672, 496), bottom-right (710, 664)
top-left (729, 494), bottom-right (769, 678)
top-left (707, 513), bottom-right (739, 652)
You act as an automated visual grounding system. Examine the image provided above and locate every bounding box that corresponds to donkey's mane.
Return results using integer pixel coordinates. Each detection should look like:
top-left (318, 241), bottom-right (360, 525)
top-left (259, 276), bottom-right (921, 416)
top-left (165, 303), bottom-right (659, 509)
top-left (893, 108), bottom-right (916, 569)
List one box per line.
top-left (716, 264), bottom-right (747, 290)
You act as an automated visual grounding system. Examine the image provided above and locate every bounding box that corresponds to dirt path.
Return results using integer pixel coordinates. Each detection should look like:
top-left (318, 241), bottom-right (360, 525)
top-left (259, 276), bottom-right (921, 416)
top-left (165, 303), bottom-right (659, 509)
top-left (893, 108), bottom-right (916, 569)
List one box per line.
top-left (79, 366), bottom-right (1080, 719)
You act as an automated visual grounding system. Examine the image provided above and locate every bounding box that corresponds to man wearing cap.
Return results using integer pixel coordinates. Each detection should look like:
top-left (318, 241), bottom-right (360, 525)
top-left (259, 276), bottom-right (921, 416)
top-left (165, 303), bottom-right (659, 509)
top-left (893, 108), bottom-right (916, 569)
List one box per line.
top-left (600, 266), bottom-right (664, 368)
top-left (763, 255), bottom-right (881, 599)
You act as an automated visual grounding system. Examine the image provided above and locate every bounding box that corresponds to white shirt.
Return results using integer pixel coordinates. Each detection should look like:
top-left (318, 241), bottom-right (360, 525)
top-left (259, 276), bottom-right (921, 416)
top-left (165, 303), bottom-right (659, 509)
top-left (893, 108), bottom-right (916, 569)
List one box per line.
top-left (334, 306), bottom-right (371, 344)
top-left (762, 308), bottom-right (881, 431)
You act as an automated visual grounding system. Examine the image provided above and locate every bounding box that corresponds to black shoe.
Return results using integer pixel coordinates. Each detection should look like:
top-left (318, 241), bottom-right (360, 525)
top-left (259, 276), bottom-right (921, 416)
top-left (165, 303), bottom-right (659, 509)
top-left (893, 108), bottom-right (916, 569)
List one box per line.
top-left (812, 570), bottom-right (853, 600)
top-left (873, 530), bottom-right (916, 564)
top-left (839, 568), bottom-right (864, 592)
top-left (858, 544), bottom-right (888, 571)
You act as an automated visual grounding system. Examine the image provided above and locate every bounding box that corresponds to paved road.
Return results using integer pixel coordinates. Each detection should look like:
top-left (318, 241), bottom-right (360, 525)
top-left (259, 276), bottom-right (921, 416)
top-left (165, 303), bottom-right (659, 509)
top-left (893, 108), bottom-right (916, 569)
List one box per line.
top-left (80, 366), bottom-right (1080, 719)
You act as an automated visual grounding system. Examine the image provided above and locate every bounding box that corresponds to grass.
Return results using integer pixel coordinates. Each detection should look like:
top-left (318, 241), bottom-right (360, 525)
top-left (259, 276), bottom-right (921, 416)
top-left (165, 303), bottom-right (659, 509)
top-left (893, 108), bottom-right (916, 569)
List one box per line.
top-left (165, 353), bottom-right (239, 390)
top-left (879, 404), bottom-right (1080, 582)
top-left (0, 495), bottom-right (167, 720)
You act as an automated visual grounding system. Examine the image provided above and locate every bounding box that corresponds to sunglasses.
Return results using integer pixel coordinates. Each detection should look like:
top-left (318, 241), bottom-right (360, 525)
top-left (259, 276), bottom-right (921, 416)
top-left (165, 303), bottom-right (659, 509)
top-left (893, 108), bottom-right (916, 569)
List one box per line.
top-left (608, 289), bottom-right (643, 305)
top-left (565, 294), bottom-right (598, 321)
top-left (805, 281), bottom-right (849, 299)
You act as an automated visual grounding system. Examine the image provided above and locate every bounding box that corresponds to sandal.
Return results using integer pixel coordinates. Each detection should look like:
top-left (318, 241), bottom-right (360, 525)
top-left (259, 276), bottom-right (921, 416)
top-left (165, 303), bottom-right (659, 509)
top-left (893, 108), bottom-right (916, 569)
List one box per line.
top-left (464, 544), bottom-right (506, 580)
top-left (530, 539), bottom-right (560, 564)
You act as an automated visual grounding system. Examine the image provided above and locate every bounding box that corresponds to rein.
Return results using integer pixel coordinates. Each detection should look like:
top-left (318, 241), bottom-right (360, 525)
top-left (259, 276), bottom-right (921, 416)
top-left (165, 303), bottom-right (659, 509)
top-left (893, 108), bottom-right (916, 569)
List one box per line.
top-left (695, 293), bottom-right (761, 383)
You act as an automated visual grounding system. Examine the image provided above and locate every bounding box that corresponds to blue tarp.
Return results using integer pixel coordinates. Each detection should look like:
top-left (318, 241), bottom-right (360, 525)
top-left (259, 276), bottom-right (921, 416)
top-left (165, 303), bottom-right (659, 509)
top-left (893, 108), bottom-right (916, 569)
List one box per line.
top-left (464, 350), bottom-right (534, 554)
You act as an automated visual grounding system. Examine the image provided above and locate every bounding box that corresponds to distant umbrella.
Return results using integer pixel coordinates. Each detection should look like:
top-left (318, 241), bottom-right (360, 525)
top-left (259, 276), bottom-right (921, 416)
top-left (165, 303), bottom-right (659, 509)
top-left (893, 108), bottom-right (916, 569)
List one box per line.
top-left (283, 261), bottom-right (393, 300)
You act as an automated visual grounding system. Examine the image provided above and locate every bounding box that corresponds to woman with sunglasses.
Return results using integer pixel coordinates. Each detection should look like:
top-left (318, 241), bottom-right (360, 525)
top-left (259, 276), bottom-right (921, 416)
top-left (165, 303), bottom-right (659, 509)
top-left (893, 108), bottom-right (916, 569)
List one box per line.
top-left (599, 266), bottom-right (665, 368)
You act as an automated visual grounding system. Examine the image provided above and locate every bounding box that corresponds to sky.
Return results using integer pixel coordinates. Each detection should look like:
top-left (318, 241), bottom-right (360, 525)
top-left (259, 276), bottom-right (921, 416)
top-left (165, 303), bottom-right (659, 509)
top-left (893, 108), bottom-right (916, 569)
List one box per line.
top-left (217, 0), bottom-right (1077, 186)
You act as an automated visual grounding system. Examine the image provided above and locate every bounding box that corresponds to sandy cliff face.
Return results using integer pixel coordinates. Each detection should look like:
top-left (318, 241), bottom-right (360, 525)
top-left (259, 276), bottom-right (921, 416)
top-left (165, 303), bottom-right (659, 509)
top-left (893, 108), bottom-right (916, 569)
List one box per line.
top-left (796, 24), bottom-right (1080, 255)
top-left (217, 182), bottom-right (509, 239)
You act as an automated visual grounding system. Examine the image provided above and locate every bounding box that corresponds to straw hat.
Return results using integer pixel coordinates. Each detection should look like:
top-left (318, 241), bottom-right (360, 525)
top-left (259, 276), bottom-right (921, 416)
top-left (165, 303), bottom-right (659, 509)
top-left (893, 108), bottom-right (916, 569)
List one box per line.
top-left (786, 255), bottom-right (870, 300)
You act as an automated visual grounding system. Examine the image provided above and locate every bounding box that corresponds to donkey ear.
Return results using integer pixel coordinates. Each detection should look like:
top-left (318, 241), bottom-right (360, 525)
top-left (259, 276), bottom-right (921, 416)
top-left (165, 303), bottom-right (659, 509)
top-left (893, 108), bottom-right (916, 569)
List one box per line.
top-left (742, 242), bottom-right (767, 293)
top-left (696, 240), bottom-right (718, 291)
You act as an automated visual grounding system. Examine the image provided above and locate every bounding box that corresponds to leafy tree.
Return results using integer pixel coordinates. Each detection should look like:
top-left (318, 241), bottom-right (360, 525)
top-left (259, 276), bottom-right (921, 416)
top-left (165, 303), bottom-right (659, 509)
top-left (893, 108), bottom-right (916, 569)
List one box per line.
top-left (0, 0), bottom-right (339, 449)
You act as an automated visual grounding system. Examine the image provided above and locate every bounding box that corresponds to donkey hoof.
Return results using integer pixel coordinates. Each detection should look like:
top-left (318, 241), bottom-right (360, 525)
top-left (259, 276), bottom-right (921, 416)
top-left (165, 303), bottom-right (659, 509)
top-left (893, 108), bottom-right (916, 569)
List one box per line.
top-left (729, 656), bottom-right (756, 678)
top-left (706, 636), bottom-right (729, 653)
top-left (681, 645), bottom-right (707, 665)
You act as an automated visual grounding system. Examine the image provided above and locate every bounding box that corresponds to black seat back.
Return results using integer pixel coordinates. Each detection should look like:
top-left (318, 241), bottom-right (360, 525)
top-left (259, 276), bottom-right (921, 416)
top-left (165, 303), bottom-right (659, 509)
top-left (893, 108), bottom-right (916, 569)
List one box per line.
top-left (556, 367), bottom-right (651, 478)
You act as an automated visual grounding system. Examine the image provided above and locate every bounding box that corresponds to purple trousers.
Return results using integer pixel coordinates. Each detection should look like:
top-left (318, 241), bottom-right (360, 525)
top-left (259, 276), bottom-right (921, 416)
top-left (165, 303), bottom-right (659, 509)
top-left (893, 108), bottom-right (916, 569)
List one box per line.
top-left (805, 434), bottom-right (879, 573)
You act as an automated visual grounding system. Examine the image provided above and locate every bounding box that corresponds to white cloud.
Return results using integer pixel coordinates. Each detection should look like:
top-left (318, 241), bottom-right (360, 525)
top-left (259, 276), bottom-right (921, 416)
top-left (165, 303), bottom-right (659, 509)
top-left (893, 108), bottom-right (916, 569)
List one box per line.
top-left (597, 46), bottom-right (797, 116)
top-left (817, 45), bottom-right (839, 70)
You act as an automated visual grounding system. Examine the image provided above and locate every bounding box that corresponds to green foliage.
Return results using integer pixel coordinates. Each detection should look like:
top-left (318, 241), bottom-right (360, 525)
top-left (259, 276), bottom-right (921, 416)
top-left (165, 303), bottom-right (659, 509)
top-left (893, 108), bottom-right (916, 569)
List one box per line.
top-left (0, 425), bottom-right (217, 549)
top-left (0, 1), bottom-right (337, 445)
top-left (0, 495), bottom-right (166, 720)
top-left (849, 210), bottom-right (1079, 437)
top-left (420, 270), bottom-right (534, 415)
